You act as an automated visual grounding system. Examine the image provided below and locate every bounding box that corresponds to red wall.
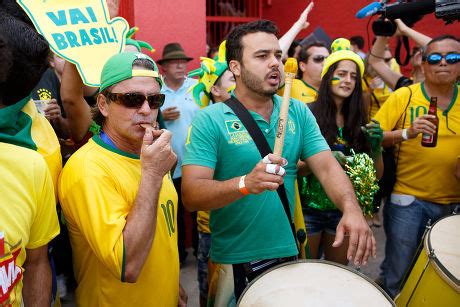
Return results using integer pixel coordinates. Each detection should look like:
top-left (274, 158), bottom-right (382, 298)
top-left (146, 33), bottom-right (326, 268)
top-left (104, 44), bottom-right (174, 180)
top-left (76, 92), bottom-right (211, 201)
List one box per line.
top-left (263, 0), bottom-right (460, 52)
top-left (130, 0), bottom-right (206, 71)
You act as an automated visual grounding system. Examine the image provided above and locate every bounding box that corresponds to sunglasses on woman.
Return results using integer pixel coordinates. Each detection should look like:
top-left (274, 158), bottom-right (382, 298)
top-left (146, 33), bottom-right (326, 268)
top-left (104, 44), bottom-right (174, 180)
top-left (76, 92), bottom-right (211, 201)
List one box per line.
top-left (423, 53), bottom-right (460, 65)
top-left (311, 55), bottom-right (326, 64)
top-left (105, 92), bottom-right (165, 109)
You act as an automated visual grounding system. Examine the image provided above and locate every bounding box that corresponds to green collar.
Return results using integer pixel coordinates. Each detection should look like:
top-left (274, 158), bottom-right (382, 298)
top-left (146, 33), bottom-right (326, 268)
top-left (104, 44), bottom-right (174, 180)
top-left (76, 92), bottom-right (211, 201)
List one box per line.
top-left (92, 134), bottom-right (139, 159)
top-left (0, 96), bottom-right (36, 150)
top-left (224, 92), bottom-right (280, 122)
top-left (301, 79), bottom-right (319, 93)
top-left (421, 82), bottom-right (458, 115)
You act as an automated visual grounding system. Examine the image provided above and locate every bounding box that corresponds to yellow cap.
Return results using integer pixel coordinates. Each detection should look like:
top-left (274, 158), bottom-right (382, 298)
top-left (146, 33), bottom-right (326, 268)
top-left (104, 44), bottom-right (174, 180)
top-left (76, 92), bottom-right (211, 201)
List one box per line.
top-left (321, 38), bottom-right (364, 79)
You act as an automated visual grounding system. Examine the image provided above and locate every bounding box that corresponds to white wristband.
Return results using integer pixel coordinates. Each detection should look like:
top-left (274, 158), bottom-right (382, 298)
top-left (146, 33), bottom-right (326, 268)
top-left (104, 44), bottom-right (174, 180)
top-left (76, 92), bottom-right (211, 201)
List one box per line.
top-left (401, 128), bottom-right (409, 140)
top-left (238, 175), bottom-right (250, 195)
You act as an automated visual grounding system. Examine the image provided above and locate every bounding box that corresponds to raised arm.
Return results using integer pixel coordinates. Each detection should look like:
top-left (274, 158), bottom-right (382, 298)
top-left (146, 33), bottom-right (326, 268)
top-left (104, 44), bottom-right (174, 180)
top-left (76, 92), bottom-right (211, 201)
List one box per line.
top-left (394, 19), bottom-right (431, 47)
top-left (122, 128), bottom-right (177, 282)
top-left (368, 36), bottom-right (402, 90)
top-left (279, 2), bottom-right (314, 58)
top-left (60, 62), bottom-right (93, 143)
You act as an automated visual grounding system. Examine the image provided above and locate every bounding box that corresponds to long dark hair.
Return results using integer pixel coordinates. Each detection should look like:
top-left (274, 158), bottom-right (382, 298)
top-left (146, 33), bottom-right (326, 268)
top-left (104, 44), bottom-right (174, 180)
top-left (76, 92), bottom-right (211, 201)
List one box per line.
top-left (309, 61), bottom-right (370, 154)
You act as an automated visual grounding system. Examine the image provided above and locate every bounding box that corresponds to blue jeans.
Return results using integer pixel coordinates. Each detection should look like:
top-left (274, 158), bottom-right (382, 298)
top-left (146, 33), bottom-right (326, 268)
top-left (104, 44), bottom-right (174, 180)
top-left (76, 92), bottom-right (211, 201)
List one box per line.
top-left (197, 232), bottom-right (211, 299)
top-left (303, 207), bottom-right (342, 235)
top-left (381, 197), bottom-right (459, 298)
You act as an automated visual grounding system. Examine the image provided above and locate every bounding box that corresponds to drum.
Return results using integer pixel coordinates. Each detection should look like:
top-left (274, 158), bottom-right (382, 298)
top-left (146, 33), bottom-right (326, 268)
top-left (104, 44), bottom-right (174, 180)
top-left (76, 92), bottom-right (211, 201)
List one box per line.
top-left (237, 260), bottom-right (394, 307)
top-left (395, 214), bottom-right (460, 306)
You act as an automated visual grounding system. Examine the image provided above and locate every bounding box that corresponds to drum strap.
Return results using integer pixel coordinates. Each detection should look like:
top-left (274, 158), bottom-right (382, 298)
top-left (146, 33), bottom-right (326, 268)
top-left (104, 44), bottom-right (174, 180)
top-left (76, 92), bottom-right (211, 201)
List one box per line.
top-left (224, 97), bottom-right (298, 249)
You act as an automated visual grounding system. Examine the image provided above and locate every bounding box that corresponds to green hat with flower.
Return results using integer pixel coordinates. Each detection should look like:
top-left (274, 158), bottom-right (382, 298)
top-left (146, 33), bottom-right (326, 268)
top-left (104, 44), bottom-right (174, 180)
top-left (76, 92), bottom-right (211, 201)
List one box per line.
top-left (187, 41), bottom-right (229, 108)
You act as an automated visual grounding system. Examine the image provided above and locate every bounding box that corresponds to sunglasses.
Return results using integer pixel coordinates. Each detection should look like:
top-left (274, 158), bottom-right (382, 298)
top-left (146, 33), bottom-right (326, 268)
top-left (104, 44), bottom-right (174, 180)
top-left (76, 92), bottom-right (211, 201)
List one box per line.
top-left (106, 92), bottom-right (165, 109)
top-left (311, 55), bottom-right (326, 64)
top-left (423, 53), bottom-right (460, 65)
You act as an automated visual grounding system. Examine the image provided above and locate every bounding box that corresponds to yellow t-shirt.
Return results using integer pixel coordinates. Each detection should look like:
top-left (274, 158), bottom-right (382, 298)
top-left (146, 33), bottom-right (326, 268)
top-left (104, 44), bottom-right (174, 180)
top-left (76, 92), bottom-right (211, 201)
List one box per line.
top-left (58, 136), bottom-right (179, 307)
top-left (197, 211), bottom-right (210, 234)
top-left (390, 58), bottom-right (401, 75)
top-left (374, 82), bottom-right (460, 204)
top-left (0, 143), bottom-right (59, 306)
top-left (22, 99), bottom-right (62, 194)
top-left (277, 79), bottom-right (318, 104)
top-left (362, 77), bottom-right (392, 120)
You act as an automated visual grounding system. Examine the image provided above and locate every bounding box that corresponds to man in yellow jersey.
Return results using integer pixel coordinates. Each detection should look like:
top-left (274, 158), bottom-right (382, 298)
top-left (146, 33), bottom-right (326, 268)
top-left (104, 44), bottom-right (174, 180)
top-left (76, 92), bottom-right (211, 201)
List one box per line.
top-left (59, 52), bottom-right (186, 306)
top-left (0, 9), bottom-right (62, 192)
top-left (278, 41), bottom-right (330, 104)
top-left (0, 20), bottom-right (60, 306)
top-left (374, 35), bottom-right (460, 298)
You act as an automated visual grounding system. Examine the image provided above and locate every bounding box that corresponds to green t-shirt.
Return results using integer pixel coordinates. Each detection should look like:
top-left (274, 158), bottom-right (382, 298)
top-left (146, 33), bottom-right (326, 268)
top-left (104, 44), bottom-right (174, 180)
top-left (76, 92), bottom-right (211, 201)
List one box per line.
top-left (183, 95), bottom-right (329, 263)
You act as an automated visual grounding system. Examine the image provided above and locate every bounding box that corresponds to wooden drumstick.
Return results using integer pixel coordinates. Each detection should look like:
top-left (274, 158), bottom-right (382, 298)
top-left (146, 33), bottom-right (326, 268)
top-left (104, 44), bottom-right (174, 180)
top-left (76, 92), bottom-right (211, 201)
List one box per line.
top-left (273, 58), bottom-right (298, 156)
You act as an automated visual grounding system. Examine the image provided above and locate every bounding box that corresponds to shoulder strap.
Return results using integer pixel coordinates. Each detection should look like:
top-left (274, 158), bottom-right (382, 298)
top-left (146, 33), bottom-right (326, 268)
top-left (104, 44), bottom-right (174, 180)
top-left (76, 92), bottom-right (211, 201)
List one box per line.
top-left (224, 96), bottom-right (297, 246)
top-left (395, 36), bottom-right (411, 66)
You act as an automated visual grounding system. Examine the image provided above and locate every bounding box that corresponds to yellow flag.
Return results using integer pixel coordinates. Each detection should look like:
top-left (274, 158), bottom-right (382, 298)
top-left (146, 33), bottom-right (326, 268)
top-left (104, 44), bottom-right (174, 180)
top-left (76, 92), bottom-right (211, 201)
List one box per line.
top-left (17, 0), bottom-right (129, 87)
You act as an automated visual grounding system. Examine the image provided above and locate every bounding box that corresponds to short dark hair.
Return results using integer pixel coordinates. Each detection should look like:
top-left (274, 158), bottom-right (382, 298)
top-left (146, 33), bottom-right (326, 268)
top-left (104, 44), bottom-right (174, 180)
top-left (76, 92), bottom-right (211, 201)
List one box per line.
top-left (350, 36), bottom-right (365, 50)
top-left (297, 41), bottom-right (329, 78)
top-left (0, 10), bottom-right (49, 105)
top-left (0, 0), bottom-right (34, 28)
top-left (226, 19), bottom-right (279, 63)
top-left (287, 40), bottom-right (300, 58)
top-left (422, 34), bottom-right (460, 57)
top-left (0, 33), bottom-right (12, 85)
top-left (298, 41), bottom-right (329, 63)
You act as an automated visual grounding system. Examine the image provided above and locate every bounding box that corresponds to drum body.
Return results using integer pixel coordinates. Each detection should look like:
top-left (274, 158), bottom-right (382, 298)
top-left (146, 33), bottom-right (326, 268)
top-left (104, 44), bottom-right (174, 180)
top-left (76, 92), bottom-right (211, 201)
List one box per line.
top-left (237, 260), bottom-right (394, 307)
top-left (395, 215), bottom-right (460, 306)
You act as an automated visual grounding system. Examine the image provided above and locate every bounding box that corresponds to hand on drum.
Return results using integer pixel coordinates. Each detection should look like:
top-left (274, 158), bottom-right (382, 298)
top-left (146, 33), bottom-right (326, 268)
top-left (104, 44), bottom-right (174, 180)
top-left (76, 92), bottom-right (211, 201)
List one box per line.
top-left (244, 154), bottom-right (287, 194)
top-left (333, 207), bottom-right (376, 266)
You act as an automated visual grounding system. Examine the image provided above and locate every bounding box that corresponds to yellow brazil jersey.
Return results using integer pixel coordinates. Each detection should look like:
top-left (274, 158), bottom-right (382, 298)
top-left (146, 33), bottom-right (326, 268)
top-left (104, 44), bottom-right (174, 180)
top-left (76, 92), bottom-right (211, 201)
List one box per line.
top-left (58, 136), bottom-right (179, 306)
top-left (277, 79), bottom-right (318, 104)
top-left (22, 99), bottom-right (62, 194)
top-left (197, 211), bottom-right (210, 234)
top-left (374, 82), bottom-right (460, 204)
top-left (0, 143), bottom-right (59, 306)
top-left (362, 77), bottom-right (392, 120)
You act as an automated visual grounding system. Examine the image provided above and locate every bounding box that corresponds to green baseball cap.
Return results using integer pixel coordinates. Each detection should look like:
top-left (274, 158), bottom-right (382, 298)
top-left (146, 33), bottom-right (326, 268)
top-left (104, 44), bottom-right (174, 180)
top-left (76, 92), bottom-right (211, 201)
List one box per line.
top-left (99, 52), bottom-right (162, 92)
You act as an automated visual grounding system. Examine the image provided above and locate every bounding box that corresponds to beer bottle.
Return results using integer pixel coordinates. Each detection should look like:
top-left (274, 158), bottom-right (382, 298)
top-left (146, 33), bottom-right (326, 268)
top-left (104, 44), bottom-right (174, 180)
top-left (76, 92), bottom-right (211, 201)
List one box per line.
top-left (421, 97), bottom-right (439, 147)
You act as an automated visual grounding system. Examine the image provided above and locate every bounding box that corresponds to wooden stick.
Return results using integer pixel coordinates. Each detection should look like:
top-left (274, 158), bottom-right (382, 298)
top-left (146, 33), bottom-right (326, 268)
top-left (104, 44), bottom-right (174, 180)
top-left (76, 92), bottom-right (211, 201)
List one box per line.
top-left (274, 58), bottom-right (298, 156)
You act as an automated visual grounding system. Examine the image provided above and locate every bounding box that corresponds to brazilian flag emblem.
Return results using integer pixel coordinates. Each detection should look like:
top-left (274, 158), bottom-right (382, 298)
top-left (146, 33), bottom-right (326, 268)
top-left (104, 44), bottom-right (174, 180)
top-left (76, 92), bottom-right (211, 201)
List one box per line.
top-left (225, 120), bottom-right (247, 134)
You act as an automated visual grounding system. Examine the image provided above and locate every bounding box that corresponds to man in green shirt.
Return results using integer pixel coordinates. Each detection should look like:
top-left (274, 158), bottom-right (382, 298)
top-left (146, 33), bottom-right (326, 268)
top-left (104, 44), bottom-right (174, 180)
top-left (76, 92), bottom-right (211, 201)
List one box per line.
top-left (182, 20), bottom-right (375, 300)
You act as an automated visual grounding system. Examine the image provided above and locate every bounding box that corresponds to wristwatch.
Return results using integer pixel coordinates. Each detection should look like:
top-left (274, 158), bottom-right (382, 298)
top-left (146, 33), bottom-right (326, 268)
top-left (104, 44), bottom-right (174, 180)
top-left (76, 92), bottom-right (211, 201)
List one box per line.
top-left (239, 175), bottom-right (250, 195)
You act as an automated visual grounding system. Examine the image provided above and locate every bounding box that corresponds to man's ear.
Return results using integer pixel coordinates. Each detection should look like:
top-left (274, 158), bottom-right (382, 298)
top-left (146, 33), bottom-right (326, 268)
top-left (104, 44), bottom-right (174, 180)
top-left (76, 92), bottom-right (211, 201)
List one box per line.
top-left (229, 60), bottom-right (241, 77)
top-left (299, 61), bottom-right (307, 73)
top-left (97, 94), bottom-right (109, 117)
top-left (210, 85), bottom-right (221, 99)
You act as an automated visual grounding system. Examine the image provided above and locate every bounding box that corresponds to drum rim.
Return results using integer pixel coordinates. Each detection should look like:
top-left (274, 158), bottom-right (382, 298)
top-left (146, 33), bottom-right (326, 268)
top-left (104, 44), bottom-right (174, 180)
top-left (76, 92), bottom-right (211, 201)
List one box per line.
top-left (426, 214), bottom-right (460, 290)
top-left (236, 259), bottom-right (395, 306)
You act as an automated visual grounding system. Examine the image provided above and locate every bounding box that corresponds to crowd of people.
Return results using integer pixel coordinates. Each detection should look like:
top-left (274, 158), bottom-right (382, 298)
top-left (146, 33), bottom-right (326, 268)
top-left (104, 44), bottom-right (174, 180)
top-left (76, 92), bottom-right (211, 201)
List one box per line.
top-left (1, 0), bottom-right (459, 306)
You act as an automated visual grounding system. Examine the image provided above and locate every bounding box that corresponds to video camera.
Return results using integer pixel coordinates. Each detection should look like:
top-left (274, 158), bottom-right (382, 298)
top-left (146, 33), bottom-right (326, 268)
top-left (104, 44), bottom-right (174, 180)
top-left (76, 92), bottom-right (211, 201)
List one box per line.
top-left (356, 0), bottom-right (460, 36)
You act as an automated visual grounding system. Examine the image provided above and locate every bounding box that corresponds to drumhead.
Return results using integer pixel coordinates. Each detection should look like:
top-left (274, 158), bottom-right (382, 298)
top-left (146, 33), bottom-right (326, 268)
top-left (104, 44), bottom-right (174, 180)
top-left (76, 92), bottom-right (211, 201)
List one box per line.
top-left (426, 214), bottom-right (460, 289)
top-left (237, 260), bottom-right (394, 307)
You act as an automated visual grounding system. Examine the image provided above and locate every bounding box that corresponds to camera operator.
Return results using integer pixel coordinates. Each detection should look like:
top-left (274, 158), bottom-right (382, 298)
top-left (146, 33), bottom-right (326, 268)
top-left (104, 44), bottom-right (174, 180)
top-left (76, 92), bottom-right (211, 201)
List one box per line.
top-left (368, 19), bottom-right (431, 90)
